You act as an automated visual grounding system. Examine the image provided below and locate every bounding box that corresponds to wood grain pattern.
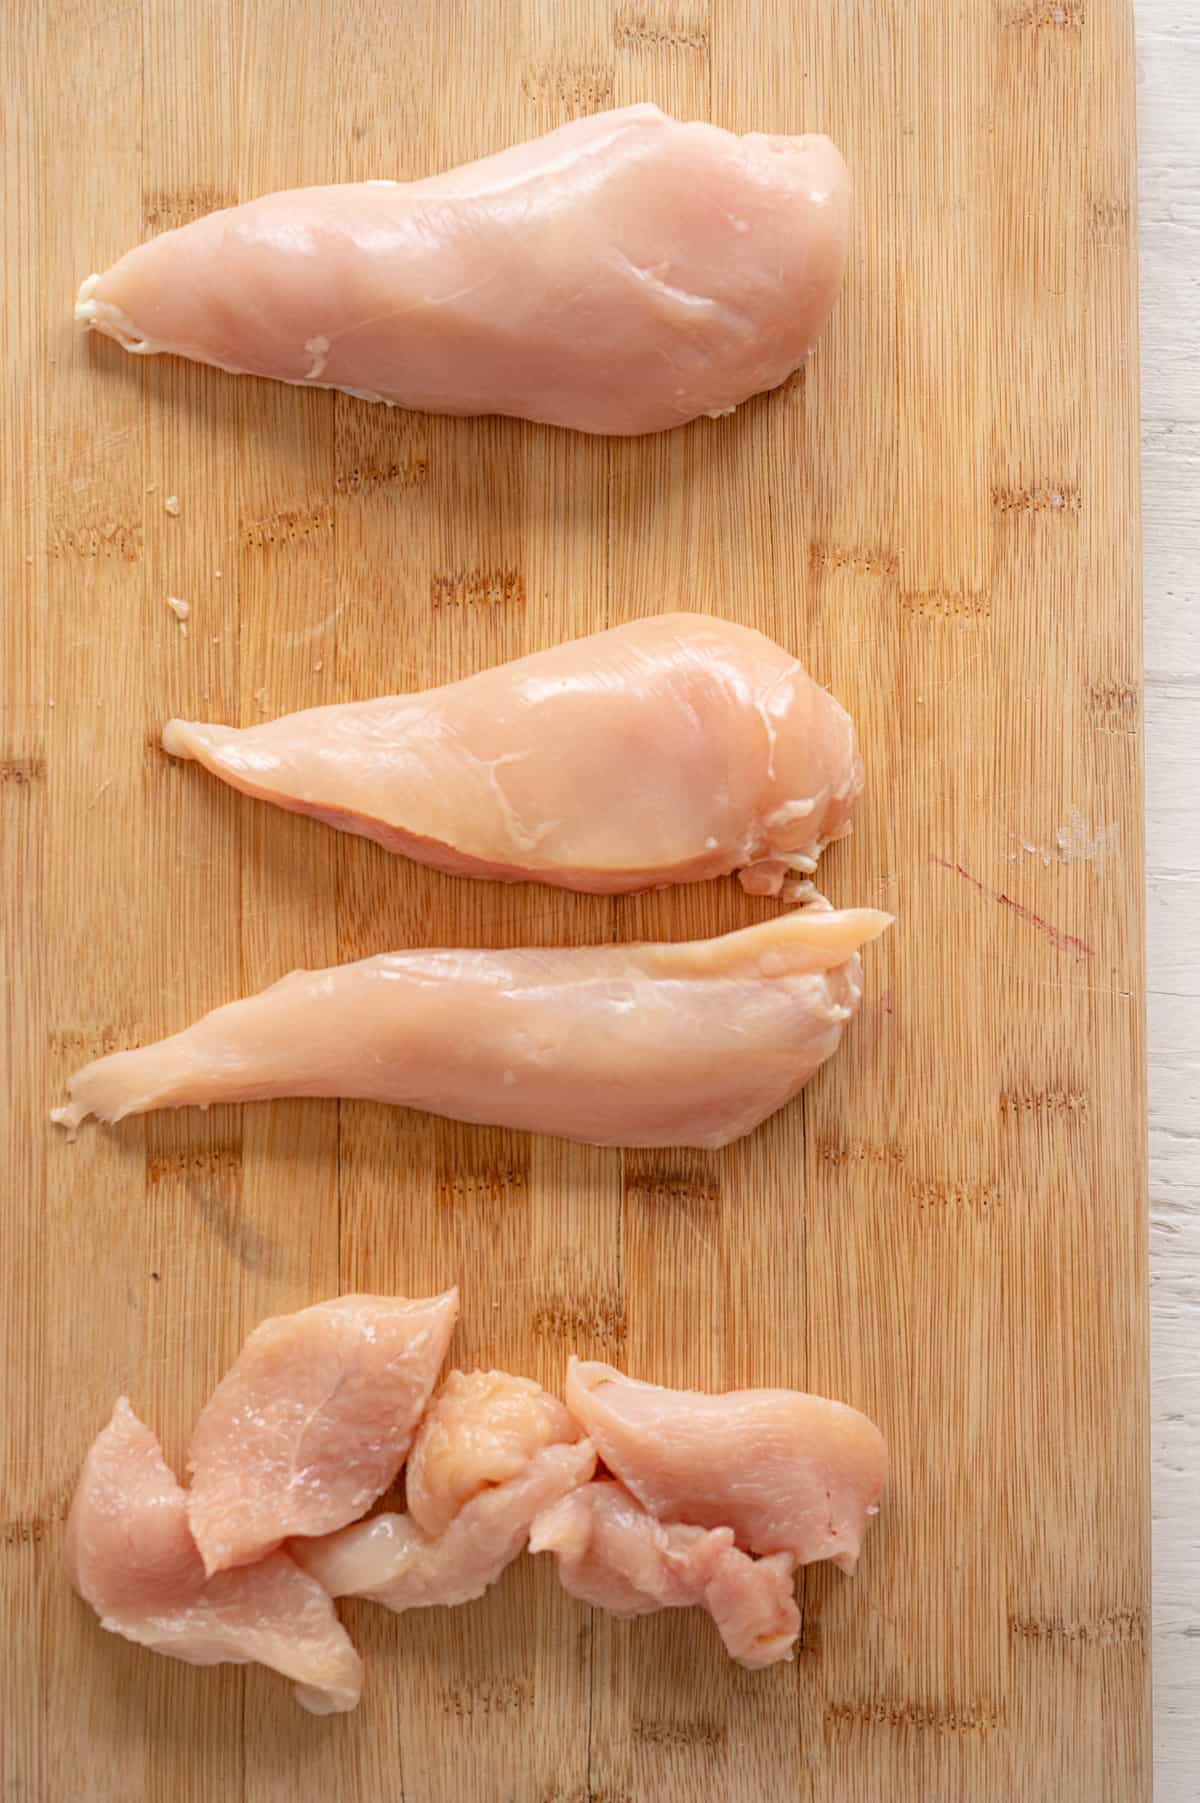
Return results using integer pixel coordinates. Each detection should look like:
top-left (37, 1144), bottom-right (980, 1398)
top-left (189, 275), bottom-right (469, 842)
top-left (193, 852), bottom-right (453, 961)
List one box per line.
top-left (0, 0), bottom-right (1148, 1798)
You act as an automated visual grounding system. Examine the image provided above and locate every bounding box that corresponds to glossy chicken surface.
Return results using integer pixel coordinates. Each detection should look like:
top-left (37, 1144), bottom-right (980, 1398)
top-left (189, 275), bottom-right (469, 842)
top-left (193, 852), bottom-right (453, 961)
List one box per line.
top-left (529, 1479), bottom-right (801, 1669)
top-left (404, 1369), bottom-right (582, 1537)
top-left (186, 1291), bottom-right (458, 1573)
top-left (293, 1371), bottom-right (593, 1610)
top-left (76, 106), bottom-right (850, 435)
top-left (65, 1399), bottom-right (362, 1715)
top-left (65, 1327), bottom-right (888, 1695)
top-left (161, 615), bottom-right (863, 901)
top-left (52, 909), bottom-right (890, 1149)
top-left (565, 1358), bottom-right (887, 1570)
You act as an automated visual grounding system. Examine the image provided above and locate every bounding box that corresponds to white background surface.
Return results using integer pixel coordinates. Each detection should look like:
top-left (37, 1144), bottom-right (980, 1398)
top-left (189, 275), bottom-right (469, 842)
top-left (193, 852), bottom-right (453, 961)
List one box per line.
top-left (1139, 3), bottom-right (1199, 1796)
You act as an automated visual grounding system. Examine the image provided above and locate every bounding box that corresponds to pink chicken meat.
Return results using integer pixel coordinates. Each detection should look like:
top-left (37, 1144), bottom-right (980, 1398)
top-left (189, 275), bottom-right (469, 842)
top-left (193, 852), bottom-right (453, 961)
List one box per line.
top-left (160, 615), bottom-right (863, 901)
top-left (403, 1369), bottom-right (585, 1537)
top-left (529, 1480), bottom-right (801, 1669)
top-left (293, 1371), bottom-right (596, 1611)
top-left (52, 908), bottom-right (891, 1150)
top-left (186, 1290), bottom-right (458, 1574)
top-left (65, 1398), bottom-right (362, 1715)
top-left (565, 1359), bottom-right (887, 1571)
top-left (75, 105), bottom-right (850, 436)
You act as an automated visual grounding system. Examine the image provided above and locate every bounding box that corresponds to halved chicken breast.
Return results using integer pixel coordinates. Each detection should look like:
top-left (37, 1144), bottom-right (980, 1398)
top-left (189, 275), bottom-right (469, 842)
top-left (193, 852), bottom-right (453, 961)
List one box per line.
top-left (161, 615), bottom-right (863, 901)
top-left (528, 1480), bottom-right (800, 1669)
top-left (565, 1359), bottom-right (887, 1571)
top-left (186, 1291), bottom-right (458, 1574)
top-left (76, 105), bottom-right (850, 436)
top-left (51, 909), bottom-right (890, 1150)
top-left (66, 1398), bottom-right (362, 1714)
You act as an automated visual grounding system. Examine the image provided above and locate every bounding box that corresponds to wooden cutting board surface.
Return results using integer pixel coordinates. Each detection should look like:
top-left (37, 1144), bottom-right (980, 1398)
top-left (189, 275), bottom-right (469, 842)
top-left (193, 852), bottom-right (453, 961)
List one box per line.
top-left (0, 1), bottom-right (1148, 1798)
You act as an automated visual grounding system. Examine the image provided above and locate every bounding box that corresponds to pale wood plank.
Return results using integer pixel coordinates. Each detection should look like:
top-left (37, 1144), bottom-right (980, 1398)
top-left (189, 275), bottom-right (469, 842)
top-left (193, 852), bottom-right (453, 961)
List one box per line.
top-left (30, 1), bottom-right (184, 1794)
top-left (321, 4), bottom-right (615, 1795)
top-left (226, 3), bottom-right (351, 1797)
top-left (0, 6), bottom-right (49, 1799)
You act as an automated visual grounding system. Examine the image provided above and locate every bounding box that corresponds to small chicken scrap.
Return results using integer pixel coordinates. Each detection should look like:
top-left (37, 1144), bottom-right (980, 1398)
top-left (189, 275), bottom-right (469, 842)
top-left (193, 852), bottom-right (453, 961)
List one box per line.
top-left (528, 1481), bottom-right (801, 1670)
top-left (66, 1291), bottom-right (887, 1707)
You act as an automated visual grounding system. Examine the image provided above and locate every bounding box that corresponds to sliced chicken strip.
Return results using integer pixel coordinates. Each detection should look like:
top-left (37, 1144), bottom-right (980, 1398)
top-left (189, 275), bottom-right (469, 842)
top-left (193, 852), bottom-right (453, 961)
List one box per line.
top-left (565, 1359), bottom-right (887, 1570)
top-left (295, 1370), bottom-right (590, 1607)
top-left (160, 614), bottom-right (863, 900)
top-left (186, 1291), bottom-right (458, 1574)
top-left (51, 909), bottom-right (891, 1150)
top-left (404, 1369), bottom-right (581, 1539)
top-left (66, 1399), bottom-right (362, 1715)
top-left (529, 1480), bottom-right (800, 1669)
top-left (76, 105), bottom-right (850, 435)
top-left (293, 1440), bottom-right (597, 1612)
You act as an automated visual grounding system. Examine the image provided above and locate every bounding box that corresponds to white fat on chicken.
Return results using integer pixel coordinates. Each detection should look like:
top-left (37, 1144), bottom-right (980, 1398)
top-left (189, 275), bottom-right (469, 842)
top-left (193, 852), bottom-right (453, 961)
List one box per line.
top-left (404, 1369), bottom-right (581, 1536)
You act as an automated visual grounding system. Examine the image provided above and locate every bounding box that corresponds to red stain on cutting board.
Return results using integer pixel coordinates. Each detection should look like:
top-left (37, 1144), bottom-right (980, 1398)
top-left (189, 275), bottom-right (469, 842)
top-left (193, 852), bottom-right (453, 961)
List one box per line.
top-left (930, 857), bottom-right (1093, 961)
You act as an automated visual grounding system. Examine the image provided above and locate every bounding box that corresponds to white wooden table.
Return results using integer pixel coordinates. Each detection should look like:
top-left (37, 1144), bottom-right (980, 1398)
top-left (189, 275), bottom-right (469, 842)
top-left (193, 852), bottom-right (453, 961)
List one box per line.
top-left (1139, 4), bottom-right (1199, 1796)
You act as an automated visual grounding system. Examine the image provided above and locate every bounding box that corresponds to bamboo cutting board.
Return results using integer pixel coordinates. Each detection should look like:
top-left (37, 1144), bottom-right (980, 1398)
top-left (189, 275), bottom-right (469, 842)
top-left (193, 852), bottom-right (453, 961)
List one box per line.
top-left (0, 1), bottom-right (1148, 1798)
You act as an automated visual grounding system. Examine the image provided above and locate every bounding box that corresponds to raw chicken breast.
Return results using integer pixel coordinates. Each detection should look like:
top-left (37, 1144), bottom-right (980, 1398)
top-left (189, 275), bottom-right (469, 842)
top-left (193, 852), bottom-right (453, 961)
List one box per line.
top-left (65, 1398), bottom-right (361, 1714)
top-left (293, 1440), bottom-right (597, 1612)
top-left (76, 105), bottom-right (850, 435)
top-left (529, 1480), bottom-right (800, 1669)
top-left (186, 1290), bottom-right (458, 1574)
top-left (160, 615), bottom-right (862, 901)
top-left (565, 1359), bottom-right (887, 1571)
top-left (404, 1369), bottom-right (581, 1537)
top-left (52, 908), bottom-right (891, 1150)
